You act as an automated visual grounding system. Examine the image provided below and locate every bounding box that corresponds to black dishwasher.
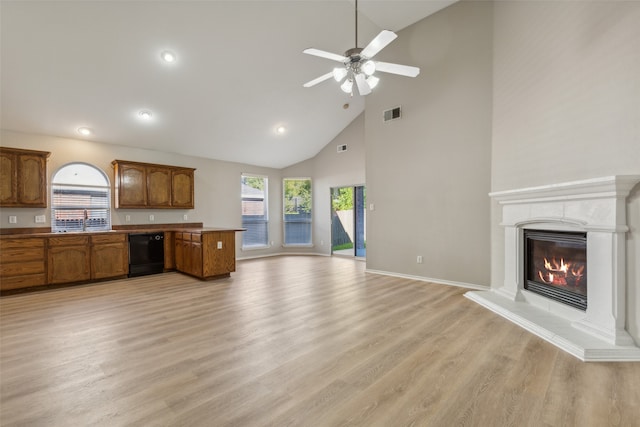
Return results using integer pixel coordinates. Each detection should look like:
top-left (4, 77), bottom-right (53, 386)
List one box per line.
top-left (128, 232), bottom-right (165, 277)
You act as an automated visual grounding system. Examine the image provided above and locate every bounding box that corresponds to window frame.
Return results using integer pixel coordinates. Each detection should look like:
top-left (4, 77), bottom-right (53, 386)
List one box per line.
top-left (51, 162), bottom-right (111, 233)
top-left (283, 177), bottom-right (313, 247)
top-left (241, 173), bottom-right (269, 250)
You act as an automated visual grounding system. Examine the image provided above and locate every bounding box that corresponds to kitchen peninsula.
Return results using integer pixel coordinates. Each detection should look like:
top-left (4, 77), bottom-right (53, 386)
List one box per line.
top-left (0, 224), bottom-right (243, 293)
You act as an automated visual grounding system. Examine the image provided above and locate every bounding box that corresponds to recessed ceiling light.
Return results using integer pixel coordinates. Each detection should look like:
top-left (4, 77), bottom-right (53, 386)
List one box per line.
top-left (160, 50), bottom-right (176, 63)
top-left (276, 126), bottom-right (286, 134)
top-left (77, 127), bottom-right (92, 136)
top-left (138, 110), bottom-right (153, 120)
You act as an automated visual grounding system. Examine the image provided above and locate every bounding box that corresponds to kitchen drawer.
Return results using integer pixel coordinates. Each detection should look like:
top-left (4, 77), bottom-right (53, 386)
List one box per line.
top-left (91, 233), bottom-right (126, 245)
top-left (0, 274), bottom-right (46, 291)
top-left (0, 260), bottom-right (45, 276)
top-left (190, 233), bottom-right (202, 242)
top-left (0, 247), bottom-right (45, 263)
top-left (48, 235), bottom-right (90, 247)
top-left (0, 238), bottom-right (45, 251)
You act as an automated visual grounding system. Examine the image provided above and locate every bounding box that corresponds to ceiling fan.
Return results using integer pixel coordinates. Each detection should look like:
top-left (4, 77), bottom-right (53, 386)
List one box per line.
top-left (303, 0), bottom-right (420, 96)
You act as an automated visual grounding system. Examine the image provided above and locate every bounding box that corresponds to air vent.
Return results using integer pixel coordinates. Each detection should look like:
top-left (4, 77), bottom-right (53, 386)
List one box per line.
top-left (337, 144), bottom-right (347, 153)
top-left (383, 106), bottom-right (402, 122)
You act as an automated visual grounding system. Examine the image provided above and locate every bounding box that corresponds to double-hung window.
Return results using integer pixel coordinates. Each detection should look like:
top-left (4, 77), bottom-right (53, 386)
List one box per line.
top-left (241, 174), bottom-right (268, 248)
top-left (283, 178), bottom-right (312, 246)
top-left (51, 163), bottom-right (111, 232)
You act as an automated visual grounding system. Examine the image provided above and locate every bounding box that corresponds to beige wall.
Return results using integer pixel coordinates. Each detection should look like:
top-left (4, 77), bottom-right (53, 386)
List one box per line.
top-left (364, 1), bottom-right (493, 287)
top-left (282, 113), bottom-right (366, 256)
top-left (491, 1), bottom-right (640, 341)
top-left (0, 129), bottom-right (283, 257)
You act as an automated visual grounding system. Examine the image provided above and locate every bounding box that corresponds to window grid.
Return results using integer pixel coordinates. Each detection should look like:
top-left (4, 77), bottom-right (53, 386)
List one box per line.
top-left (283, 178), bottom-right (312, 246)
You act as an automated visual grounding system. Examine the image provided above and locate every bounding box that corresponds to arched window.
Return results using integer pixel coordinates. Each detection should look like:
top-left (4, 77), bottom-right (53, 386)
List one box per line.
top-left (51, 163), bottom-right (111, 232)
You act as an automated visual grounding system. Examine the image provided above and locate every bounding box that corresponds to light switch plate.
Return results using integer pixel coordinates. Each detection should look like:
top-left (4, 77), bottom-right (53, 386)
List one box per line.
top-left (149, 214), bottom-right (155, 221)
top-left (9, 216), bottom-right (17, 224)
top-left (35, 215), bottom-right (46, 223)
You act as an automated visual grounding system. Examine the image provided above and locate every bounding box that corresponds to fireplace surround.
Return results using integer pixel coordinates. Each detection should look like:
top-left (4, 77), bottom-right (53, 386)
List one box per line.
top-left (466, 176), bottom-right (640, 361)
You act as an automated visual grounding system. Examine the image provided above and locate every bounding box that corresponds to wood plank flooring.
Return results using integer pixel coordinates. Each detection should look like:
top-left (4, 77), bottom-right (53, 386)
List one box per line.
top-left (1, 256), bottom-right (639, 426)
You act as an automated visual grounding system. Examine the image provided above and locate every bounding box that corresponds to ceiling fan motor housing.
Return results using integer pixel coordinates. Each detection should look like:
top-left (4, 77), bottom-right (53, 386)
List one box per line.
top-left (344, 48), bottom-right (365, 73)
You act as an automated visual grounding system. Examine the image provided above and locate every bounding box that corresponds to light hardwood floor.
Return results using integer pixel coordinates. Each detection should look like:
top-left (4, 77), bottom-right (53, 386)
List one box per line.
top-left (1, 256), bottom-right (639, 426)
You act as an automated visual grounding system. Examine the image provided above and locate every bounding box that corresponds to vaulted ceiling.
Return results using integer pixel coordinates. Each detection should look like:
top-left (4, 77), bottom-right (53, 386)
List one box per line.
top-left (1, 1), bottom-right (456, 168)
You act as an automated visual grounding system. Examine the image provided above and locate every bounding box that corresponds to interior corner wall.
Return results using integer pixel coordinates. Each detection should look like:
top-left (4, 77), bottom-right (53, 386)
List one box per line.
top-left (281, 113), bottom-right (366, 256)
top-left (491, 1), bottom-right (640, 341)
top-left (364, 1), bottom-right (493, 287)
top-left (0, 129), bottom-right (283, 258)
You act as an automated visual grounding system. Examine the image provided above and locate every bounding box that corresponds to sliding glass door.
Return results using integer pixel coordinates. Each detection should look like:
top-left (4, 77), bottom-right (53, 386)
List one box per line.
top-left (331, 186), bottom-right (366, 258)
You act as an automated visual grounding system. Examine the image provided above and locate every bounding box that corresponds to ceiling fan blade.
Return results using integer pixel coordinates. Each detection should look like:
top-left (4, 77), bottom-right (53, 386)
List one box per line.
top-left (355, 73), bottom-right (371, 96)
top-left (375, 61), bottom-right (420, 77)
top-left (303, 48), bottom-right (347, 63)
top-left (361, 30), bottom-right (397, 58)
top-left (303, 72), bottom-right (334, 88)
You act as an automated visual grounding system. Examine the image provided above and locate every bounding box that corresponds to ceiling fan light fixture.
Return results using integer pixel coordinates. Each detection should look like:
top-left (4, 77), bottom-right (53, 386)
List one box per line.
top-left (340, 79), bottom-right (353, 94)
top-left (361, 60), bottom-right (376, 76)
top-left (332, 67), bottom-right (348, 82)
top-left (366, 75), bottom-right (380, 90)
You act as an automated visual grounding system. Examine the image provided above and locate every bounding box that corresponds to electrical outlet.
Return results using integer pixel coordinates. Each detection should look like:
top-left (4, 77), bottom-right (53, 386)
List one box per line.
top-left (217, 241), bottom-right (223, 249)
top-left (183, 214), bottom-right (188, 221)
top-left (35, 215), bottom-right (46, 223)
top-left (417, 255), bottom-right (423, 264)
top-left (9, 216), bottom-right (17, 224)
top-left (125, 215), bottom-right (131, 222)
top-left (369, 203), bottom-right (375, 211)
top-left (149, 214), bottom-right (155, 221)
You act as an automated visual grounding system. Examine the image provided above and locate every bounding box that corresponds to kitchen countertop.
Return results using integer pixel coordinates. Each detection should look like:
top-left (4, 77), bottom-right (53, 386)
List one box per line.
top-left (0, 225), bottom-right (244, 239)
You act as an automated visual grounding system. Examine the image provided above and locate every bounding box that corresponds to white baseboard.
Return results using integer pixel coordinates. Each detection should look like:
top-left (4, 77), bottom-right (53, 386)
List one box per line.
top-left (364, 268), bottom-right (488, 291)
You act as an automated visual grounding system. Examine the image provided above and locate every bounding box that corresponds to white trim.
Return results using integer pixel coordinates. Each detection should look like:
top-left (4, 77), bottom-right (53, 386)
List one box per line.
top-left (365, 269), bottom-right (488, 291)
top-left (237, 252), bottom-right (328, 261)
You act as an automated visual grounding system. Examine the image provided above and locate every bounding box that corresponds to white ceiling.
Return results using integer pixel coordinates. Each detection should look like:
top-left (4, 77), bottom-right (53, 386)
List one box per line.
top-left (1, 1), bottom-right (456, 169)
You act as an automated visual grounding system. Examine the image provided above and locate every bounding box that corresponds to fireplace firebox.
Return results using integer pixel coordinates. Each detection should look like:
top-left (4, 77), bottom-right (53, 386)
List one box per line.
top-left (524, 230), bottom-right (587, 311)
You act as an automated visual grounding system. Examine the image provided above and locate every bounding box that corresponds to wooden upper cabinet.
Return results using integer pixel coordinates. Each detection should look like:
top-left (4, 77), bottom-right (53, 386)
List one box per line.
top-left (147, 167), bottom-right (172, 207)
top-left (171, 168), bottom-right (194, 208)
top-left (114, 161), bottom-right (147, 208)
top-left (0, 147), bottom-right (50, 207)
top-left (112, 160), bottom-right (195, 209)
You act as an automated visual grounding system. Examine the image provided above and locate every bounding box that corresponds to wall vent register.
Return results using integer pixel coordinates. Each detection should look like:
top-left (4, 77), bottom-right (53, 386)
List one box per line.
top-left (383, 106), bottom-right (401, 122)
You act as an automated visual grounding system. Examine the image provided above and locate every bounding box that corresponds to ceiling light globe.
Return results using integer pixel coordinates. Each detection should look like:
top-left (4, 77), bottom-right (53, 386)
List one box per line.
top-left (276, 126), bottom-right (286, 134)
top-left (77, 127), bottom-right (92, 136)
top-left (138, 110), bottom-right (152, 120)
top-left (361, 60), bottom-right (376, 76)
top-left (340, 79), bottom-right (353, 94)
top-left (161, 51), bottom-right (176, 63)
top-left (366, 75), bottom-right (380, 90)
top-left (333, 67), bottom-right (348, 82)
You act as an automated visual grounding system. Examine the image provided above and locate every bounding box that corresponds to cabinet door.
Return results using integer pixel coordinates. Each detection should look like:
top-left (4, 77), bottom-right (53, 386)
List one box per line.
top-left (48, 246), bottom-right (90, 284)
top-left (174, 234), bottom-right (185, 272)
top-left (0, 151), bottom-right (18, 205)
top-left (171, 169), bottom-right (194, 208)
top-left (117, 162), bottom-right (147, 207)
top-left (91, 235), bottom-right (128, 280)
top-left (18, 154), bottom-right (47, 206)
top-left (147, 167), bottom-right (171, 207)
top-left (188, 241), bottom-right (203, 277)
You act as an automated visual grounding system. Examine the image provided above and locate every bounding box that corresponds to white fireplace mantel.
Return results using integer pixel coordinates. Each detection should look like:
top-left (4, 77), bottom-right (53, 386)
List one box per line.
top-left (466, 175), bottom-right (640, 361)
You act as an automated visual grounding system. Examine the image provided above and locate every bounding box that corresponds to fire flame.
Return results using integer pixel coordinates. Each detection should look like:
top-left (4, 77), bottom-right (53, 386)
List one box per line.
top-left (538, 257), bottom-right (584, 286)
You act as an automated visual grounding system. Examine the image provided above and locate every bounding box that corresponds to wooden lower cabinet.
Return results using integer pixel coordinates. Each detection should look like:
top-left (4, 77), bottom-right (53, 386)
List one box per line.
top-left (47, 233), bottom-right (128, 286)
top-left (0, 237), bottom-right (47, 290)
top-left (90, 234), bottom-right (128, 280)
top-left (175, 230), bottom-right (236, 279)
top-left (48, 236), bottom-right (91, 285)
